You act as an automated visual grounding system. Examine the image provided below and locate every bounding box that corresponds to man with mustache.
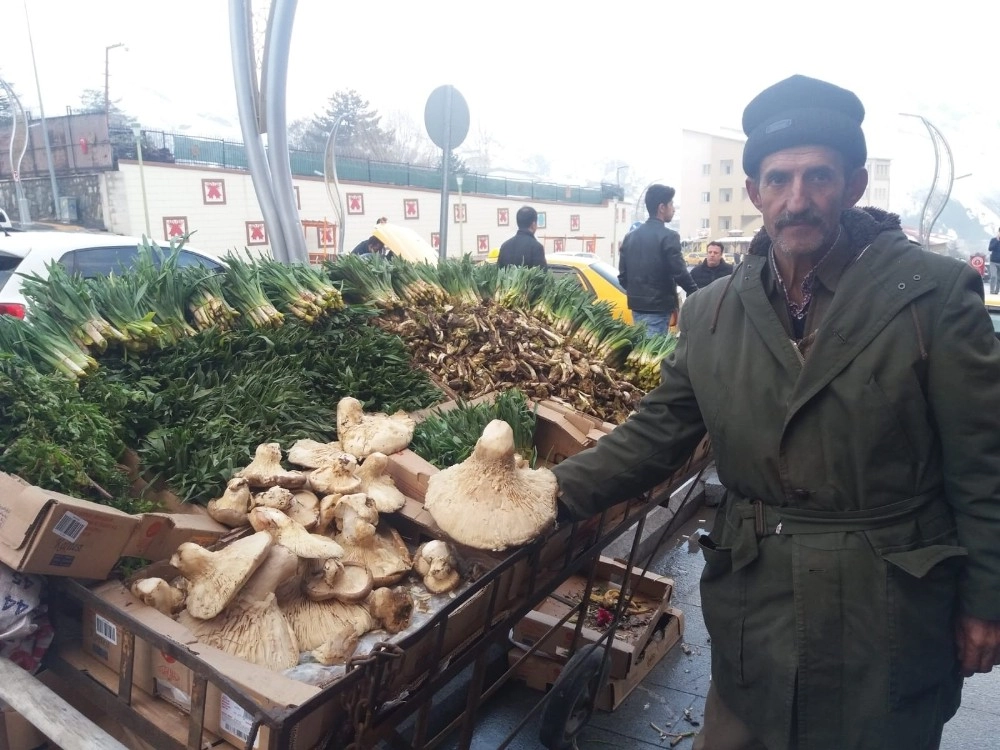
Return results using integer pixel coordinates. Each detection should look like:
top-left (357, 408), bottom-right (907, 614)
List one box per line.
top-left (552, 74), bottom-right (1000, 749)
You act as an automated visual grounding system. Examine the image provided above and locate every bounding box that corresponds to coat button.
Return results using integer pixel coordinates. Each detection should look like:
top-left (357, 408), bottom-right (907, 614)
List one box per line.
top-left (897, 282), bottom-right (906, 290)
top-left (792, 488), bottom-right (811, 500)
top-left (913, 274), bottom-right (921, 280)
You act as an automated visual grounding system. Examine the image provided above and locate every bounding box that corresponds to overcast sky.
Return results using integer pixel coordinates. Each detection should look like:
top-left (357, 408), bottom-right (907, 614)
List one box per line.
top-left (3, 0), bottom-right (997, 215)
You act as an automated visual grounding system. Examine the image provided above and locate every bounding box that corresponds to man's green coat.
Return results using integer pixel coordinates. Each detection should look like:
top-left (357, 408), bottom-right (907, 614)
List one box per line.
top-left (554, 208), bottom-right (1000, 749)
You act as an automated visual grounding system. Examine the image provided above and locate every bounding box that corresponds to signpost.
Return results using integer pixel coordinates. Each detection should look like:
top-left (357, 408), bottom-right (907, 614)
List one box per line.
top-left (424, 85), bottom-right (470, 262)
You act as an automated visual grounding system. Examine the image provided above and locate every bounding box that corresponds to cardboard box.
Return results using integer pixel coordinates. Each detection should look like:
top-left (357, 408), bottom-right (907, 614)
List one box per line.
top-left (81, 602), bottom-right (155, 695)
top-left (511, 557), bottom-right (674, 680)
top-left (75, 579), bottom-right (333, 750)
top-left (121, 512), bottom-right (229, 561)
top-left (0, 472), bottom-right (141, 579)
top-left (510, 607), bottom-right (684, 712)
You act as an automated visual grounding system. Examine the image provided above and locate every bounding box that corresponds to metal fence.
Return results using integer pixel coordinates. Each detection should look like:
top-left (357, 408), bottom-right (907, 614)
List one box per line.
top-left (114, 128), bottom-right (621, 206)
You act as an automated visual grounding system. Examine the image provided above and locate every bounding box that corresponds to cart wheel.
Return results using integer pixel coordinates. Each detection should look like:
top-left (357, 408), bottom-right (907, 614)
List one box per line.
top-left (539, 645), bottom-right (610, 749)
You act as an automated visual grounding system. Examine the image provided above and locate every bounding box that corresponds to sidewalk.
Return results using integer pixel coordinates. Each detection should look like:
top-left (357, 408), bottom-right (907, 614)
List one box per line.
top-left (451, 509), bottom-right (1000, 749)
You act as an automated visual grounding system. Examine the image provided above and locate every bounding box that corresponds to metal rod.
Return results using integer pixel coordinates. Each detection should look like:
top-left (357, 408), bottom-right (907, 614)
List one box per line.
top-left (22, 0), bottom-right (60, 216)
top-left (437, 86), bottom-right (453, 262)
top-left (262, 0), bottom-right (308, 264)
top-left (228, 0), bottom-right (287, 262)
top-left (133, 127), bottom-right (151, 237)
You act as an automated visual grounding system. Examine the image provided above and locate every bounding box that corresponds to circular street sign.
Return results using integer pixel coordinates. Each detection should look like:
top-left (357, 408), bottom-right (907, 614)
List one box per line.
top-left (424, 85), bottom-right (470, 151)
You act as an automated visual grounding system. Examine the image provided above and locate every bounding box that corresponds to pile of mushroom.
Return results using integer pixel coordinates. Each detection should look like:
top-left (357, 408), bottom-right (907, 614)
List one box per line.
top-left (424, 419), bottom-right (558, 551)
top-left (130, 400), bottom-right (467, 674)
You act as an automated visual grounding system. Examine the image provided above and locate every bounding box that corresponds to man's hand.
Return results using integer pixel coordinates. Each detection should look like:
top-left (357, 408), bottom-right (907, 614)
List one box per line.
top-left (955, 615), bottom-right (1000, 676)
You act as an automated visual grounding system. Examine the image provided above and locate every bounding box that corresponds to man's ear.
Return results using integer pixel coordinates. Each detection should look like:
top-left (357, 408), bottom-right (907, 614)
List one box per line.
top-left (746, 178), bottom-right (763, 211)
top-left (845, 167), bottom-right (869, 207)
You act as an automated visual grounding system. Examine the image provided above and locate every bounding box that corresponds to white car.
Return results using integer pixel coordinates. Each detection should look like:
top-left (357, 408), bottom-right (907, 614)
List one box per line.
top-left (0, 229), bottom-right (223, 319)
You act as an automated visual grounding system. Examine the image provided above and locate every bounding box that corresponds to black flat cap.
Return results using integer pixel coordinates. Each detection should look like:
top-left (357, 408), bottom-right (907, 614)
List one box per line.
top-left (742, 75), bottom-right (867, 177)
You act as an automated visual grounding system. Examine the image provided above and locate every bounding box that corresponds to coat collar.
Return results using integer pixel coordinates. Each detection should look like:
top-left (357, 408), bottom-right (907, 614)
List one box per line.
top-left (731, 212), bottom-right (937, 428)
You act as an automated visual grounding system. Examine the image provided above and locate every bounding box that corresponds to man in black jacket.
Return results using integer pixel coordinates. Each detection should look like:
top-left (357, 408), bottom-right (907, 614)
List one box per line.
top-left (497, 207), bottom-right (547, 269)
top-left (989, 228), bottom-right (1000, 294)
top-left (690, 240), bottom-right (735, 288)
top-left (618, 184), bottom-right (698, 334)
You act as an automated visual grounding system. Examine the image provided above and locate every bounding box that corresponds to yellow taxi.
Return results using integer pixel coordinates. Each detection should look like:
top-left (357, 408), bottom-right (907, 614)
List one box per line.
top-left (485, 250), bottom-right (632, 324)
top-left (985, 293), bottom-right (1000, 340)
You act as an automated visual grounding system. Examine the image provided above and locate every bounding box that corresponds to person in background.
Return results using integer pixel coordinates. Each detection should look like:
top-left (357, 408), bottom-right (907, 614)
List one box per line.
top-left (497, 206), bottom-right (547, 269)
top-left (690, 240), bottom-right (735, 288)
top-left (376, 216), bottom-right (388, 225)
top-left (351, 235), bottom-right (385, 256)
top-left (617, 184), bottom-right (698, 335)
top-left (553, 74), bottom-right (1000, 750)
top-left (989, 227), bottom-right (1000, 295)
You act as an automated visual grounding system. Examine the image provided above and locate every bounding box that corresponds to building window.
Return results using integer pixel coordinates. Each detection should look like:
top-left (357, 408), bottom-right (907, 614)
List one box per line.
top-left (720, 188), bottom-right (733, 203)
top-left (875, 164), bottom-right (889, 178)
top-left (702, 163), bottom-right (711, 176)
top-left (700, 218), bottom-right (711, 229)
top-left (719, 217), bottom-right (732, 231)
top-left (701, 192), bottom-right (711, 203)
top-left (875, 188), bottom-right (887, 202)
top-left (741, 187), bottom-right (749, 200)
top-left (721, 159), bottom-right (733, 175)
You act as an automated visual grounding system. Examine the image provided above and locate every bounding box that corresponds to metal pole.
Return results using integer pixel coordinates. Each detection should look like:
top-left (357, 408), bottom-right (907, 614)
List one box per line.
top-left (132, 126), bottom-right (151, 237)
top-left (229, 0), bottom-right (287, 261)
top-left (322, 116), bottom-right (346, 255)
top-left (457, 175), bottom-right (464, 255)
top-left (436, 87), bottom-right (453, 262)
top-left (23, 0), bottom-right (60, 217)
top-left (104, 43), bottom-right (125, 129)
top-left (1, 78), bottom-right (31, 224)
top-left (262, 0), bottom-right (308, 264)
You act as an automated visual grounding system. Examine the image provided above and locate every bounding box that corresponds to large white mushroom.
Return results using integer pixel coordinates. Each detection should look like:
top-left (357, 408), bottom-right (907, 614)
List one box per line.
top-left (332, 494), bottom-right (412, 586)
top-left (287, 439), bottom-right (345, 469)
top-left (424, 420), bottom-right (557, 551)
top-left (413, 541), bottom-right (462, 594)
top-left (236, 443), bottom-right (307, 489)
top-left (337, 397), bottom-right (415, 458)
top-left (178, 545), bottom-right (301, 671)
top-left (249, 506), bottom-right (345, 560)
top-left (169, 531), bottom-right (274, 620)
top-left (206, 477), bottom-right (252, 528)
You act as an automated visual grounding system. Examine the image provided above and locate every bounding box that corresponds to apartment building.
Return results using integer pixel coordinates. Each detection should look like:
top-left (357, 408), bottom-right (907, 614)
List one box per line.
top-left (680, 129), bottom-right (891, 242)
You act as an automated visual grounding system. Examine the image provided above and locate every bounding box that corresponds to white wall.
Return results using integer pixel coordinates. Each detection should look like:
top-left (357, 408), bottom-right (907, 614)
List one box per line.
top-left (111, 162), bottom-right (620, 264)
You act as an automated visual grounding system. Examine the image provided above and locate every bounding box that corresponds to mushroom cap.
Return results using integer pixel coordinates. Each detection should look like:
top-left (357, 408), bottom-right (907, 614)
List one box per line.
top-left (424, 420), bottom-right (557, 551)
top-left (337, 398), bottom-right (415, 458)
top-left (236, 443), bottom-right (307, 489)
top-left (309, 454), bottom-right (363, 496)
top-left (249, 506), bottom-right (345, 559)
top-left (414, 541), bottom-right (461, 594)
top-left (287, 439), bottom-right (345, 469)
top-left (206, 477), bottom-right (252, 528)
top-left (367, 586), bottom-right (414, 634)
top-left (356, 453), bottom-right (407, 513)
top-left (305, 561), bottom-right (374, 603)
top-left (130, 577), bottom-right (187, 615)
top-left (336, 525), bottom-right (412, 587)
top-left (251, 486), bottom-right (294, 511)
top-left (171, 531), bottom-right (274, 620)
top-left (280, 597), bottom-right (374, 651)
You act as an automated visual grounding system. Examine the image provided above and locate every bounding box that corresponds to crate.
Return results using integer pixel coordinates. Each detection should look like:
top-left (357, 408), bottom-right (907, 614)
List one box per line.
top-left (509, 607), bottom-right (684, 712)
top-left (511, 556), bottom-right (674, 680)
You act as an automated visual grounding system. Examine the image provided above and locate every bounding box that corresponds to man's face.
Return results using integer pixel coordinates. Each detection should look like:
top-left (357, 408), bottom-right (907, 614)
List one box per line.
top-left (659, 201), bottom-right (675, 223)
top-left (747, 145), bottom-right (868, 257)
top-left (706, 245), bottom-right (723, 267)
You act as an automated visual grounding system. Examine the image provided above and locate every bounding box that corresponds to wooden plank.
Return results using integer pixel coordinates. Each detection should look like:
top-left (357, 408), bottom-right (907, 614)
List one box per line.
top-left (0, 657), bottom-right (128, 750)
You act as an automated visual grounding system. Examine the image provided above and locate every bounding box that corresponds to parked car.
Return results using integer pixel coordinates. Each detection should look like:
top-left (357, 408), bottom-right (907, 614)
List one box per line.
top-left (0, 230), bottom-right (223, 318)
top-left (485, 251), bottom-right (633, 324)
top-left (985, 293), bottom-right (1000, 340)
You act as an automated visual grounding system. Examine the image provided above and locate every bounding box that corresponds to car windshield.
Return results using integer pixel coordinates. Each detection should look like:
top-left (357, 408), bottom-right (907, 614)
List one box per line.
top-left (0, 251), bottom-right (22, 288)
top-left (587, 259), bottom-right (625, 292)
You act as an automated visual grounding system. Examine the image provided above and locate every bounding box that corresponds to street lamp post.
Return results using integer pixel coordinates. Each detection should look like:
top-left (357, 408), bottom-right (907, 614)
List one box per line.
top-left (456, 174), bottom-right (464, 255)
top-left (132, 124), bottom-right (151, 237)
top-left (104, 43), bottom-right (126, 127)
top-left (22, 0), bottom-right (60, 218)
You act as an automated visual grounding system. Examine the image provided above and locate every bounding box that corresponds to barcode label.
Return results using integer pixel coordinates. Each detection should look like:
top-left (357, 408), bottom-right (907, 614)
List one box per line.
top-left (219, 694), bottom-right (258, 748)
top-left (52, 511), bottom-right (88, 542)
top-left (94, 614), bottom-right (118, 645)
